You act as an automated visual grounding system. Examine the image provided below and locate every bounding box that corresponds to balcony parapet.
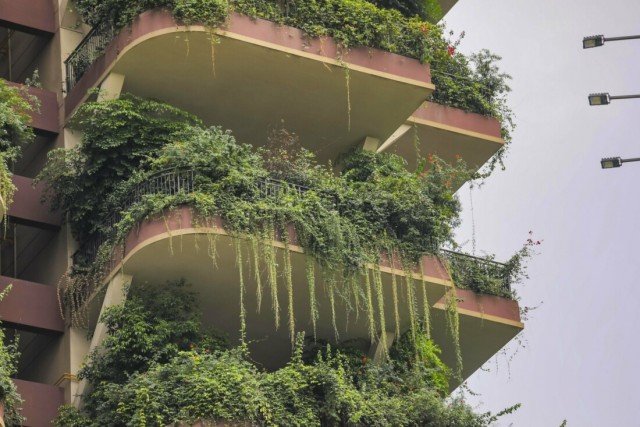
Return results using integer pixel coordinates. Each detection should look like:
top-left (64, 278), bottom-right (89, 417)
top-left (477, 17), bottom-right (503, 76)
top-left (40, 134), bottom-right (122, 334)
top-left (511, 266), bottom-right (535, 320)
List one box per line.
top-left (0, 276), bottom-right (64, 334)
top-left (7, 83), bottom-right (59, 135)
top-left (379, 101), bottom-right (504, 173)
top-left (0, 0), bottom-right (56, 36)
top-left (9, 175), bottom-right (61, 229)
top-left (13, 379), bottom-right (64, 427)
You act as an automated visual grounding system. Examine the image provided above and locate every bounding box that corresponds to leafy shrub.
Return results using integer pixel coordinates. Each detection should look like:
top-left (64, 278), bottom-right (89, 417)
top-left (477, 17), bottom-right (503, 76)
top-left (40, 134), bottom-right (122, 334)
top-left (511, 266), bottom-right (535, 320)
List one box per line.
top-left (54, 282), bottom-right (507, 426)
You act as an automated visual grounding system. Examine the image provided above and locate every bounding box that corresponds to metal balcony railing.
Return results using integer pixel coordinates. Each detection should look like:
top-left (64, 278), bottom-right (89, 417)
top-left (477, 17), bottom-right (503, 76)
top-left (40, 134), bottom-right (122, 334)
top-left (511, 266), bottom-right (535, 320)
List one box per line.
top-left (65, 21), bottom-right (116, 92)
top-left (72, 168), bottom-right (315, 266)
top-left (441, 249), bottom-right (512, 295)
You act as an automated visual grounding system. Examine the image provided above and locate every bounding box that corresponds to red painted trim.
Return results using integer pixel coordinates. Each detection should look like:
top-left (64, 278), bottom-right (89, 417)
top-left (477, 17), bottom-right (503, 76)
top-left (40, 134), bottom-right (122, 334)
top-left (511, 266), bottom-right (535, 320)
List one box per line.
top-left (13, 379), bottom-right (64, 427)
top-left (0, 0), bottom-right (56, 36)
top-left (440, 288), bottom-right (521, 323)
top-left (65, 9), bottom-right (432, 118)
top-left (0, 276), bottom-right (64, 334)
top-left (9, 175), bottom-right (61, 229)
top-left (7, 83), bottom-right (59, 135)
top-left (413, 101), bottom-right (502, 139)
top-left (106, 206), bottom-right (451, 284)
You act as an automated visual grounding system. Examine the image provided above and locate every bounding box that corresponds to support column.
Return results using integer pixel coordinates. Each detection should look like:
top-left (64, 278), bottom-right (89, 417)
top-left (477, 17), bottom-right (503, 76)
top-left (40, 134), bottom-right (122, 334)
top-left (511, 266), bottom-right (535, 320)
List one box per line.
top-left (72, 273), bottom-right (132, 408)
top-left (360, 136), bottom-right (381, 152)
top-left (377, 124), bottom-right (412, 153)
top-left (368, 331), bottom-right (396, 364)
top-left (97, 73), bottom-right (125, 101)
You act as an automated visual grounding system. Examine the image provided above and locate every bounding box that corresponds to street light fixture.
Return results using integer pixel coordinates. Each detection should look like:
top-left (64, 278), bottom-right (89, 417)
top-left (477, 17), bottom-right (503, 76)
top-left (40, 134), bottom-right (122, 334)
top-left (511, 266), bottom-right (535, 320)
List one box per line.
top-left (601, 157), bottom-right (640, 169)
top-left (588, 92), bottom-right (640, 106)
top-left (583, 34), bottom-right (640, 49)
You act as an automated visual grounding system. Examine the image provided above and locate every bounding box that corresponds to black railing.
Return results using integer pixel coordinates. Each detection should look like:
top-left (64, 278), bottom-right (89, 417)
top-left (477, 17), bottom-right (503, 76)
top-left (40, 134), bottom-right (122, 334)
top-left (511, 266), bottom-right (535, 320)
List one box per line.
top-left (441, 249), bottom-right (512, 295)
top-left (65, 21), bottom-right (116, 92)
top-left (72, 169), bottom-right (314, 265)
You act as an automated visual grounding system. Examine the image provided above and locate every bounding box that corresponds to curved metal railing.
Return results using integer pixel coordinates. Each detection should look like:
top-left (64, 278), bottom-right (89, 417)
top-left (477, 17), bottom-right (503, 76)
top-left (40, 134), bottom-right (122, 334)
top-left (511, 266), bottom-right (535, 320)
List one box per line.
top-left (72, 168), bottom-right (315, 265)
top-left (65, 21), bottom-right (116, 92)
top-left (441, 249), bottom-right (511, 295)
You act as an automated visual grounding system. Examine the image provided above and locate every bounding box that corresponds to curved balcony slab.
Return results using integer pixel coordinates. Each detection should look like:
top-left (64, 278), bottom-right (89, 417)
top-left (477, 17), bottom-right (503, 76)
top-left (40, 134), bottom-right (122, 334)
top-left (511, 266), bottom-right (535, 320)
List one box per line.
top-left (8, 175), bottom-right (61, 229)
top-left (0, 0), bottom-right (55, 36)
top-left (0, 276), bottom-right (64, 334)
top-left (13, 379), bottom-right (64, 427)
top-left (379, 101), bottom-right (504, 174)
top-left (65, 9), bottom-right (434, 163)
top-left (431, 288), bottom-right (523, 389)
top-left (86, 206), bottom-right (452, 370)
top-left (7, 83), bottom-right (59, 136)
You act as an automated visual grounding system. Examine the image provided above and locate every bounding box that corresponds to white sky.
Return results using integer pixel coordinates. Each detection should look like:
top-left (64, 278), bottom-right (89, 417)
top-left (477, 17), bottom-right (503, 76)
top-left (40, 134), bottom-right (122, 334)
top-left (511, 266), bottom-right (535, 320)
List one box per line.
top-left (445, 0), bottom-right (640, 425)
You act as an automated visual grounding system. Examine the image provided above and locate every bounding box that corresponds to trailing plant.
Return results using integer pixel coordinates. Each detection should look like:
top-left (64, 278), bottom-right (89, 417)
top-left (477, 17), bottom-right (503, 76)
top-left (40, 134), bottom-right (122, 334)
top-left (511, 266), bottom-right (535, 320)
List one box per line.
top-left (0, 79), bottom-right (36, 216)
top-left (366, 0), bottom-right (443, 21)
top-left (55, 283), bottom-right (512, 426)
top-left (445, 233), bottom-right (541, 299)
top-left (0, 286), bottom-right (24, 427)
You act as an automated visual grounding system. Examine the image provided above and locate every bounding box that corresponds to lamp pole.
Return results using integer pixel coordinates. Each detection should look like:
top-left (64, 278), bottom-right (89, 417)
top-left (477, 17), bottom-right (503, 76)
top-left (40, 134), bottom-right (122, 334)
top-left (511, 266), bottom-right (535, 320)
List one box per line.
top-left (589, 93), bottom-right (640, 106)
top-left (601, 157), bottom-right (640, 169)
top-left (583, 34), bottom-right (640, 49)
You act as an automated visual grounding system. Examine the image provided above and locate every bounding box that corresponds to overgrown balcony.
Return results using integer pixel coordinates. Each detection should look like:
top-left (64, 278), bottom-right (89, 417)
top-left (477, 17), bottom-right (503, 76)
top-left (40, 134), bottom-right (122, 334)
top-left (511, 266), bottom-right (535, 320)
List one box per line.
top-left (44, 95), bottom-right (524, 383)
top-left (63, 1), bottom-right (512, 166)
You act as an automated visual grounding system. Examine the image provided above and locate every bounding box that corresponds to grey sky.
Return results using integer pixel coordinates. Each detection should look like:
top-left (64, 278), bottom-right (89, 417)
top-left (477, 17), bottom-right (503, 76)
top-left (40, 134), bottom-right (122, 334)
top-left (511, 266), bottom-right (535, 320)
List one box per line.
top-left (444, 0), bottom-right (640, 425)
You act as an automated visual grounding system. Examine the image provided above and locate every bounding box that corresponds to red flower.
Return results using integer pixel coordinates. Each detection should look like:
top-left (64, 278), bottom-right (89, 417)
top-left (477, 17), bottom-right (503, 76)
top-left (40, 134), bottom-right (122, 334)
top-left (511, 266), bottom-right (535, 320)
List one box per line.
top-left (447, 46), bottom-right (456, 56)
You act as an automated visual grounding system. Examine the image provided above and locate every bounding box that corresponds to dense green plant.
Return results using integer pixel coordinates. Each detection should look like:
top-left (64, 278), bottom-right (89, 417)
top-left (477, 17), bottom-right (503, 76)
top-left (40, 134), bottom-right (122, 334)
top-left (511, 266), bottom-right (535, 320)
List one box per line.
top-left (446, 233), bottom-right (541, 299)
top-left (0, 287), bottom-right (23, 427)
top-left (0, 79), bottom-right (36, 215)
top-left (366, 0), bottom-right (442, 21)
top-left (55, 282), bottom-right (511, 426)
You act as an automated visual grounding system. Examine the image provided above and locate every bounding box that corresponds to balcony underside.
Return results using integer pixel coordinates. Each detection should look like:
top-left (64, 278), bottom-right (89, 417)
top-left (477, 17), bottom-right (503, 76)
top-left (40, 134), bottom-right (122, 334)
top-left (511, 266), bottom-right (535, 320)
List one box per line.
top-left (66, 10), bottom-right (434, 164)
top-left (86, 207), bottom-right (453, 370)
top-left (431, 289), bottom-right (523, 388)
top-left (380, 102), bottom-right (504, 173)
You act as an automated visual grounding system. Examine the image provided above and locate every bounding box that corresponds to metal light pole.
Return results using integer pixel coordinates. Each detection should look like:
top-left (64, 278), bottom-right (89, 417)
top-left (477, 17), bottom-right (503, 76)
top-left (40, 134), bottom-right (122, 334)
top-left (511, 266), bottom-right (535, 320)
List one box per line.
top-left (583, 34), bottom-right (640, 49)
top-left (588, 93), bottom-right (640, 106)
top-left (600, 157), bottom-right (640, 169)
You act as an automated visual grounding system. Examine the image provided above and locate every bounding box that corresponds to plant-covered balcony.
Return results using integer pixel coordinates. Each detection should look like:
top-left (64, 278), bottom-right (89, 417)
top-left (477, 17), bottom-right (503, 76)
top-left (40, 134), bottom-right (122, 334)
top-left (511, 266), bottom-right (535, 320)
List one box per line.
top-left (63, 0), bottom-right (512, 166)
top-left (40, 95), bottom-right (525, 385)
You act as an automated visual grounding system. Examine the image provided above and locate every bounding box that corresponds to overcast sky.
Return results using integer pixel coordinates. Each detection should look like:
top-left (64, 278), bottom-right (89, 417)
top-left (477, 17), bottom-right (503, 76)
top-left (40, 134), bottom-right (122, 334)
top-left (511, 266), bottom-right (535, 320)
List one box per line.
top-left (444, 0), bottom-right (640, 425)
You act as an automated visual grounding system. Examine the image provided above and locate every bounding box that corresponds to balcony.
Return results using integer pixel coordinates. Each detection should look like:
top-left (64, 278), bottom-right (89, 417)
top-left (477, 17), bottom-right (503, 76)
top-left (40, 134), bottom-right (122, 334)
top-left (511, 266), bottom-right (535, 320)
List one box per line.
top-left (7, 82), bottom-right (58, 136)
top-left (0, 0), bottom-right (56, 36)
top-left (432, 288), bottom-right (523, 387)
top-left (82, 205), bottom-right (453, 370)
top-left (13, 379), bottom-right (64, 427)
top-left (69, 167), bottom-right (522, 377)
top-left (0, 277), bottom-right (63, 335)
top-left (379, 101), bottom-right (504, 173)
top-left (64, 9), bottom-right (434, 163)
top-left (8, 175), bottom-right (61, 229)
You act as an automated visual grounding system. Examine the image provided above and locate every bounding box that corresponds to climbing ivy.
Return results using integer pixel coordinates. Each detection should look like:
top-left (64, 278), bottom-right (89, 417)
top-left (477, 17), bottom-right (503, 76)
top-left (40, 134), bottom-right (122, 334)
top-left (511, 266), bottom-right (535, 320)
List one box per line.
top-left (54, 281), bottom-right (515, 426)
top-left (0, 78), bottom-right (36, 215)
top-left (0, 287), bottom-right (24, 427)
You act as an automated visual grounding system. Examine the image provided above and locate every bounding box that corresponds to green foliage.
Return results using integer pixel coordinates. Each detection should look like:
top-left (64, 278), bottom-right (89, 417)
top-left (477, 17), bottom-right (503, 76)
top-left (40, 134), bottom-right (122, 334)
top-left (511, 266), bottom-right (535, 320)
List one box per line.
top-left (55, 284), bottom-right (507, 426)
top-left (0, 286), bottom-right (24, 427)
top-left (0, 78), bottom-right (36, 214)
top-left (366, 0), bottom-right (442, 21)
top-left (446, 233), bottom-right (540, 299)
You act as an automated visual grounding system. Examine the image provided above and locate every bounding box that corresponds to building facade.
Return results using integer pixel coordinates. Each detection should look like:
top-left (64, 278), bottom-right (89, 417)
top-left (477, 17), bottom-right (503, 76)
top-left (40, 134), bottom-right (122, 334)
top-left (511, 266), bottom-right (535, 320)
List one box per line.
top-left (0, 1), bottom-right (523, 425)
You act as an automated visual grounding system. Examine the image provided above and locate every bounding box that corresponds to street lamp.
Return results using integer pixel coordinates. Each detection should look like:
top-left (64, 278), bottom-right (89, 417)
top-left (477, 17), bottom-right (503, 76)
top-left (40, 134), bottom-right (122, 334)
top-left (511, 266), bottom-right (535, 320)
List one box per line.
top-left (583, 34), bottom-right (640, 49)
top-left (588, 93), bottom-right (640, 106)
top-left (601, 157), bottom-right (640, 169)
